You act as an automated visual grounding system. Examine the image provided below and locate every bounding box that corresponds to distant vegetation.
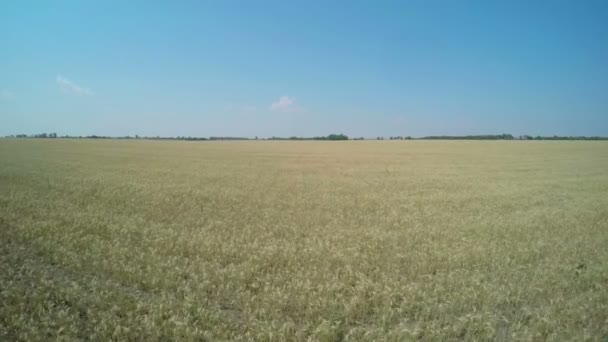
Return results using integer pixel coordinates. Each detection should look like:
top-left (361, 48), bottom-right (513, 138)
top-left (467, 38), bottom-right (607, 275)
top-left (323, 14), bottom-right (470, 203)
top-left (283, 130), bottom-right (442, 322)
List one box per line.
top-left (5, 133), bottom-right (608, 140)
top-left (516, 135), bottom-right (608, 140)
top-left (420, 134), bottom-right (516, 140)
top-left (6, 133), bottom-right (350, 141)
top-left (420, 134), bottom-right (608, 140)
top-left (268, 134), bottom-right (349, 141)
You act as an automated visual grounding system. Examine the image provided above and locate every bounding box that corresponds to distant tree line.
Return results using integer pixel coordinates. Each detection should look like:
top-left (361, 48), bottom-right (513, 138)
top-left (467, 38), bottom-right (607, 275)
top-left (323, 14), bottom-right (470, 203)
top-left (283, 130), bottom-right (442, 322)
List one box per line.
top-left (13, 133), bottom-right (59, 138)
top-left (515, 135), bottom-right (608, 140)
top-left (268, 134), bottom-right (349, 141)
top-left (5, 133), bottom-right (608, 141)
top-left (208, 137), bottom-right (249, 140)
top-left (5, 134), bottom-right (251, 141)
top-left (419, 134), bottom-right (608, 140)
top-left (420, 134), bottom-right (516, 140)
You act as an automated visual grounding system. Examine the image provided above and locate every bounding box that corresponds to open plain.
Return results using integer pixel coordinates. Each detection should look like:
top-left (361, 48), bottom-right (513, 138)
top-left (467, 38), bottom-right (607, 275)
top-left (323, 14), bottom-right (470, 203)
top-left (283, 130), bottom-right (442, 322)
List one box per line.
top-left (1, 139), bottom-right (607, 340)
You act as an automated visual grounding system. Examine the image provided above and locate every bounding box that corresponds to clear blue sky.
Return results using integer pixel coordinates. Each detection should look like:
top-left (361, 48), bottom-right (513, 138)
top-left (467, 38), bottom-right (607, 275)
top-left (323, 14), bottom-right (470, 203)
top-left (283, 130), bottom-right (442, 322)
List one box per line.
top-left (1, 0), bottom-right (607, 137)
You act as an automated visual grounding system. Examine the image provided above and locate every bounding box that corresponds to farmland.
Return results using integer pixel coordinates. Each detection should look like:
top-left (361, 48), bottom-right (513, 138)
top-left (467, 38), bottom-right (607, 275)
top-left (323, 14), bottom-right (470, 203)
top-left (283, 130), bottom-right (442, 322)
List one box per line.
top-left (1, 139), bottom-right (607, 340)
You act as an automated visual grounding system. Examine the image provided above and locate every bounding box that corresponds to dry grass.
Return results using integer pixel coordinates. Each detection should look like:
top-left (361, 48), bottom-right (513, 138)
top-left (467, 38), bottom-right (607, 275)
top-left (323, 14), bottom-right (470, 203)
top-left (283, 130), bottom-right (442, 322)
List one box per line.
top-left (1, 139), bottom-right (607, 341)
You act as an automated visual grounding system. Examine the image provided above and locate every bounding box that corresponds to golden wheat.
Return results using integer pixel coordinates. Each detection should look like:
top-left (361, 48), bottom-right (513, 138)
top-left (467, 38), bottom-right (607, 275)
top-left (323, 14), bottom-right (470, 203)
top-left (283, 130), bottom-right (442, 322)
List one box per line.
top-left (1, 139), bottom-right (607, 340)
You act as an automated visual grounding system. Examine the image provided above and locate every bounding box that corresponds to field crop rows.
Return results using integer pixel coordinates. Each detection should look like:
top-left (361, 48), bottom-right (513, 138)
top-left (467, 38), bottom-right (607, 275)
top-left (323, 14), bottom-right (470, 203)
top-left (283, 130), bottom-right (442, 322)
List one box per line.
top-left (1, 139), bottom-right (607, 340)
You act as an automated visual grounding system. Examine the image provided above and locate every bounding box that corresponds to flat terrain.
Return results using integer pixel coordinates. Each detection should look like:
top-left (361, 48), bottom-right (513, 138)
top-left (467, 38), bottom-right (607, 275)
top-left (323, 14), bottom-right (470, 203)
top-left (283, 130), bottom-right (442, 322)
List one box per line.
top-left (1, 139), bottom-right (607, 341)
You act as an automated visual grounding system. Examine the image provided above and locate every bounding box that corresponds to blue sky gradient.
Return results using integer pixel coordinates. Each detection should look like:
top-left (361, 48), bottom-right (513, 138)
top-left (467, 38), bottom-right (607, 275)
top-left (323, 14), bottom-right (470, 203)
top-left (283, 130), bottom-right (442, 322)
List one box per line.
top-left (1, 0), bottom-right (607, 137)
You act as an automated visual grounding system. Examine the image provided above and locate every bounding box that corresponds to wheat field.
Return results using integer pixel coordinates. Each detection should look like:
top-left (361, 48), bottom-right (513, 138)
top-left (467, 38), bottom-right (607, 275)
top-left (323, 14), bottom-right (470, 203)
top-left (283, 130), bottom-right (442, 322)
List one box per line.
top-left (1, 139), bottom-right (607, 341)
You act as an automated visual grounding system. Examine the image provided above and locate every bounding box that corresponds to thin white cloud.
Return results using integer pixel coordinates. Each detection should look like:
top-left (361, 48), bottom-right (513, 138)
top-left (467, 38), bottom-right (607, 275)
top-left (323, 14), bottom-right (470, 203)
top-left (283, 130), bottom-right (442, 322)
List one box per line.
top-left (270, 96), bottom-right (297, 112)
top-left (1, 89), bottom-right (15, 100)
top-left (56, 75), bottom-right (93, 96)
